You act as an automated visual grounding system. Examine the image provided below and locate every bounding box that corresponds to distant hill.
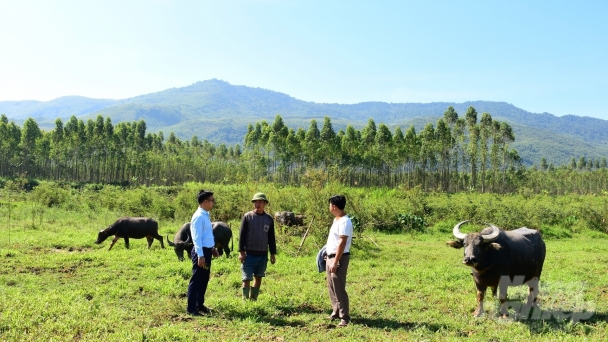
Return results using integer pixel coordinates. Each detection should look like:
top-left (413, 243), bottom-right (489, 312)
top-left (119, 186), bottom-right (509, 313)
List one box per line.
top-left (2, 79), bottom-right (608, 166)
top-left (0, 96), bottom-right (117, 119)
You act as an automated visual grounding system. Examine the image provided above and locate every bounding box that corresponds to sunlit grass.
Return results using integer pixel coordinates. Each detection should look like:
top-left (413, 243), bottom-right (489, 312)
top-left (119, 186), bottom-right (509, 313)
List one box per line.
top-left (1, 202), bottom-right (607, 341)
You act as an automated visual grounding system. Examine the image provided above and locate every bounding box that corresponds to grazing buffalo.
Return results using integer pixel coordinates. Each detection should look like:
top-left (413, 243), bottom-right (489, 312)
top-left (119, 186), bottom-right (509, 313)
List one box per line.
top-left (166, 221), bottom-right (233, 261)
top-left (274, 211), bottom-right (305, 226)
top-left (446, 221), bottom-right (546, 317)
top-left (96, 217), bottom-right (165, 250)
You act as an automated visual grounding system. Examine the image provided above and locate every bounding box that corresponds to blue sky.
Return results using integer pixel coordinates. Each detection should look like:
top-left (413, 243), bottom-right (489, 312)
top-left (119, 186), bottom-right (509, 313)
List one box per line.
top-left (1, 0), bottom-right (607, 119)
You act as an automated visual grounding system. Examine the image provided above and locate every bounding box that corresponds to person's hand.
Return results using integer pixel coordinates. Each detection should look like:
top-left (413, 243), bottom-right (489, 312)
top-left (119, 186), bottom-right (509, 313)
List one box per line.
top-left (328, 261), bottom-right (338, 273)
top-left (197, 256), bottom-right (206, 268)
top-left (212, 248), bottom-right (219, 258)
top-left (270, 254), bottom-right (276, 264)
top-left (239, 252), bottom-right (246, 264)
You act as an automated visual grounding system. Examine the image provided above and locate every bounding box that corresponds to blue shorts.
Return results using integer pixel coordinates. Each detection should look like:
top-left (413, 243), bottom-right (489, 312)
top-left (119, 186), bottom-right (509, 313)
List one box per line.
top-left (241, 254), bottom-right (268, 281)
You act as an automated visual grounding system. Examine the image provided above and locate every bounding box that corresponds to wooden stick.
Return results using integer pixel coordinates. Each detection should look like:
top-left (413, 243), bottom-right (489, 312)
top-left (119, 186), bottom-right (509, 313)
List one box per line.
top-left (363, 234), bottom-right (380, 248)
top-left (298, 218), bottom-right (314, 251)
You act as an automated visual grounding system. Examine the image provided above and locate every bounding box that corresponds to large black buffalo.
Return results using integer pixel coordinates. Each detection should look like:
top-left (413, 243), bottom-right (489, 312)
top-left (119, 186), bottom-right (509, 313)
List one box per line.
top-left (95, 217), bottom-right (165, 250)
top-left (167, 221), bottom-right (233, 261)
top-left (274, 211), bottom-right (305, 226)
top-left (447, 220), bottom-right (546, 317)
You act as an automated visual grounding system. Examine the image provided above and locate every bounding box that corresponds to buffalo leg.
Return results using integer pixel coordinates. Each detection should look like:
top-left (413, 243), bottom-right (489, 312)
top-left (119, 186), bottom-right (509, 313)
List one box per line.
top-left (474, 284), bottom-right (487, 317)
top-left (155, 234), bottom-right (165, 249)
top-left (108, 236), bottom-right (121, 250)
top-left (124, 237), bottom-right (130, 249)
top-left (146, 236), bottom-right (154, 249)
top-left (526, 277), bottom-right (540, 307)
top-left (186, 245), bottom-right (194, 258)
top-left (498, 284), bottom-right (509, 317)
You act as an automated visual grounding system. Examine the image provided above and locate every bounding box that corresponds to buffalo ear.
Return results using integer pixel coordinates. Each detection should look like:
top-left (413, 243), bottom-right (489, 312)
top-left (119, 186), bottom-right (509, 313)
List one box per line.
top-left (446, 240), bottom-right (463, 249)
top-left (486, 242), bottom-right (502, 250)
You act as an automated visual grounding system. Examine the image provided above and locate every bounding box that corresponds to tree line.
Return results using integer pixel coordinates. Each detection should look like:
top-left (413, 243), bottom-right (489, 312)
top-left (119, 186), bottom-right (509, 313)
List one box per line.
top-left (243, 106), bottom-right (522, 192)
top-left (2, 106), bottom-right (608, 195)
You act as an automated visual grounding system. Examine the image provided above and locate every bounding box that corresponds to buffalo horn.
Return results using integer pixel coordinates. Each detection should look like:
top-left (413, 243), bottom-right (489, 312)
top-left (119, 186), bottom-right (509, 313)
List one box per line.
top-left (184, 235), bottom-right (193, 247)
top-left (166, 235), bottom-right (176, 247)
top-left (453, 220), bottom-right (469, 240)
top-left (481, 224), bottom-right (500, 242)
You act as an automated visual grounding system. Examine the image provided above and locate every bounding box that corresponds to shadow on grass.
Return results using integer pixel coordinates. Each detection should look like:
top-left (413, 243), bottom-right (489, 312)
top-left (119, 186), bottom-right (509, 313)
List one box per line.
top-left (214, 303), bottom-right (447, 331)
top-left (354, 317), bottom-right (446, 332)
top-left (213, 305), bottom-right (308, 327)
top-left (500, 304), bottom-right (607, 334)
top-left (584, 311), bottom-right (608, 324)
top-left (275, 304), bottom-right (447, 331)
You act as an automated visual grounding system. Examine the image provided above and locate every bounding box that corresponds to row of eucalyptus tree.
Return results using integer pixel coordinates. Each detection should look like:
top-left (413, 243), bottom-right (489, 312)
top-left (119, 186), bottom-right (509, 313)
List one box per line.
top-left (3, 107), bottom-right (608, 194)
top-left (243, 106), bottom-right (520, 192)
top-left (0, 114), bottom-right (243, 185)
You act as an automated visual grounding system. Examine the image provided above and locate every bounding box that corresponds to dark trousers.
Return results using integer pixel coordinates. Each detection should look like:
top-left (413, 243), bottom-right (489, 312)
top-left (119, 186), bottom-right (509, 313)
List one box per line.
top-left (327, 254), bottom-right (350, 321)
top-left (187, 247), bottom-right (212, 313)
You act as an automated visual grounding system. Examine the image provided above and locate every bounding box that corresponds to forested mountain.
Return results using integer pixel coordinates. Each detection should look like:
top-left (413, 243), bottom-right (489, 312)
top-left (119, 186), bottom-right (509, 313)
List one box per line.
top-left (2, 79), bottom-right (608, 165)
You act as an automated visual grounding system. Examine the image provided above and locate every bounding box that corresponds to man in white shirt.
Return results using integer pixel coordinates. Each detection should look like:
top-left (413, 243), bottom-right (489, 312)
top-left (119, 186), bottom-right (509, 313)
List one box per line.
top-left (325, 195), bottom-right (353, 327)
top-left (187, 189), bottom-right (218, 316)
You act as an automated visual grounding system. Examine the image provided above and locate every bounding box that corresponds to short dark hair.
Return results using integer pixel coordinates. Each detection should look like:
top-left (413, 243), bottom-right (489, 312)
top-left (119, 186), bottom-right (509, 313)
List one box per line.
top-left (197, 190), bottom-right (213, 204)
top-left (329, 195), bottom-right (346, 210)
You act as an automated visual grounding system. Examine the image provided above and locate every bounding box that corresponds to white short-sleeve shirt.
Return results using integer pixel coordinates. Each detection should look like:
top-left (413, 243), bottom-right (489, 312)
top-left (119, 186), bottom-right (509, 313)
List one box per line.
top-left (325, 215), bottom-right (353, 255)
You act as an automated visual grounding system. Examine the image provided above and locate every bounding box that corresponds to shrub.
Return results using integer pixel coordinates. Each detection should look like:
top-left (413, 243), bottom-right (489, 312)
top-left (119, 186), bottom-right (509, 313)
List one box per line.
top-left (151, 195), bottom-right (175, 220)
top-left (173, 188), bottom-right (197, 222)
top-left (540, 225), bottom-right (572, 239)
top-left (30, 182), bottom-right (71, 207)
top-left (113, 187), bottom-right (153, 217)
top-left (395, 213), bottom-right (426, 232)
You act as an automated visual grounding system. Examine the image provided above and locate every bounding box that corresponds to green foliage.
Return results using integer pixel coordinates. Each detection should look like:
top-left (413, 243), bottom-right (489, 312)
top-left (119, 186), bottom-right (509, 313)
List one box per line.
top-left (1, 174), bottom-right (39, 191)
top-left (30, 181), bottom-right (71, 207)
top-left (150, 193), bottom-right (175, 220)
top-left (350, 215), bottom-right (361, 234)
top-left (12, 181), bottom-right (608, 239)
top-left (116, 188), bottom-right (151, 216)
top-left (7, 102), bottom-right (608, 196)
top-left (540, 225), bottom-right (573, 239)
top-left (394, 213), bottom-right (426, 232)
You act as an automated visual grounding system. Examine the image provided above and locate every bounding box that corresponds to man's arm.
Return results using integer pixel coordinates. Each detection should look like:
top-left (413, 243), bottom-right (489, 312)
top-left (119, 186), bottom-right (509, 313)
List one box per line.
top-left (203, 217), bottom-right (218, 258)
top-left (334, 217), bottom-right (353, 264)
top-left (238, 215), bottom-right (247, 251)
top-left (238, 215), bottom-right (248, 263)
top-left (191, 215), bottom-right (204, 258)
top-left (268, 219), bottom-right (277, 264)
top-left (191, 215), bottom-right (206, 267)
top-left (328, 235), bottom-right (348, 273)
top-left (334, 235), bottom-right (348, 262)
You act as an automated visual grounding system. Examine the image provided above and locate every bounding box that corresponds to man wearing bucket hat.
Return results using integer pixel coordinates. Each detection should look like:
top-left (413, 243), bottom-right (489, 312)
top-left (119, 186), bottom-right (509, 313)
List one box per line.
top-left (238, 192), bottom-right (277, 300)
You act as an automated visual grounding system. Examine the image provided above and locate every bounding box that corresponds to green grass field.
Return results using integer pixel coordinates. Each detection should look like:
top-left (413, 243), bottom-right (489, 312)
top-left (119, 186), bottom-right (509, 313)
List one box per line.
top-left (0, 204), bottom-right (607, 341)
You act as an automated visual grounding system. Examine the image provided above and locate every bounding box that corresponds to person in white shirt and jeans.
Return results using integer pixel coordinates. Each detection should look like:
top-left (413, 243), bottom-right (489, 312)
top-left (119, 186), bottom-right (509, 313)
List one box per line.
top-left (325, 194), bottom-right (353, 327)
